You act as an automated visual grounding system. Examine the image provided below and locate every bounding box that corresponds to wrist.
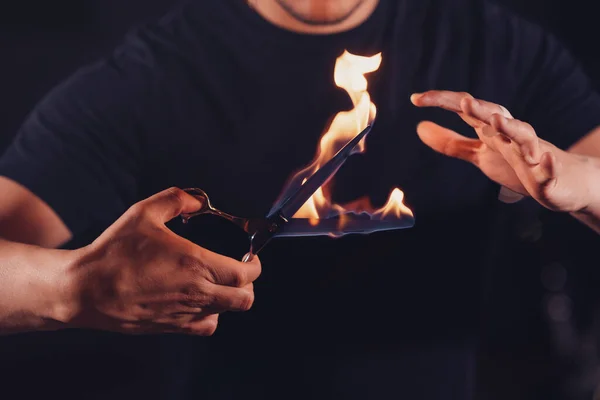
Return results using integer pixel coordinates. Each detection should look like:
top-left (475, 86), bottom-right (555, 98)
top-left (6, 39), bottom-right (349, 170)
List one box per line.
top-left (568, 155), bottom-right (600, 233)
top-left (28, 246), bottom-right (84, 330)
top-left (577, 156), bottom-right (600, 214)
top-left (0, 240), bottom-right (84, 334)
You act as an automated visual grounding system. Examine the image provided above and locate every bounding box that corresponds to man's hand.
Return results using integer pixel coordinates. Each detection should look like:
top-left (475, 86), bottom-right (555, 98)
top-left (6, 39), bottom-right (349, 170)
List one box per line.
top-left (411, 90), bottom-right (598, 213)
top-left (66, 187), bottom-right (261, 336)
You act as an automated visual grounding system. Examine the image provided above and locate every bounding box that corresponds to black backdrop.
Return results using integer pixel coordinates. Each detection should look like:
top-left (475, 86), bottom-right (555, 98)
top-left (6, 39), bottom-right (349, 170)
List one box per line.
top-left (1, 1), bottom-right (599, 399)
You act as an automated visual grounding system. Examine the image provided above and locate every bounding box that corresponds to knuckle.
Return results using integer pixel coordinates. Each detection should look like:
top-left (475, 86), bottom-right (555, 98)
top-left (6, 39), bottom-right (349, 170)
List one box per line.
top-left (181, 281), bottom-right (212, 307)
top-left (490, 114), bottom-right (507, 131)
top-left (514, 124), bottom-right (537, 143)
top-left (165, 187), bottom-right (186, 206)
top-left (523, 123), bottom-right (537, 138)
top-left (120, 322), bottom-right (145, 335)
top-left (193, 318), bottom-right (219, 336)
top-left (491, 116), bottom-right (511, 136)
top-left (490, 113), bottom-right (503, 124)
top-left (204, 265), bottom-right (225, 285)
top-left (127, 202), bottom-right (148, 220)
top-left (524, 135), bottom-right (537, 146)
top-left (178, 253), bottom-right (205, 274)
top-left (204, 320), bottom-right (219, 336)
top-left (181, 248), bottom-right (223, 284)
top-left (238, 290), bottom-right (255, 311)
top-left (230, 267), bottom-right (247, 287)
top-left (499, 105), bottom-right (513, 118)
top-left (523, 121), bottom-right (534, 131)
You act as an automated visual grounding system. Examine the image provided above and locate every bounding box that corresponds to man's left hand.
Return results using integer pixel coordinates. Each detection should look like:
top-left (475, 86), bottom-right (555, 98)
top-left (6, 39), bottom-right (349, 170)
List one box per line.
top-left (411, 90), bottom-right (595, 213)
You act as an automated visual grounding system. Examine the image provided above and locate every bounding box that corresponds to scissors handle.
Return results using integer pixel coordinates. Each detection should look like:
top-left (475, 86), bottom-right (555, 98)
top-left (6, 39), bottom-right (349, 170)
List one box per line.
top-left (240, 214), bottom-right (288, 263)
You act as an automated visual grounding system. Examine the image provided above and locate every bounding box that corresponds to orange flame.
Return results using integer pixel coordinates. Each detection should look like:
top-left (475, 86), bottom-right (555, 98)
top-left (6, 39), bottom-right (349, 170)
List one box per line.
top-left (373, 188), bottom-right (413, 220)
top-left (289, 51), bottom-right (413, 224)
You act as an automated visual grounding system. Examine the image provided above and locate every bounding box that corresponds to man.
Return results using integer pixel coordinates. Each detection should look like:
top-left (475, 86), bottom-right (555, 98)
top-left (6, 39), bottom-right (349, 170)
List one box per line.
top-left (1, 0), bottom-right (599, 399)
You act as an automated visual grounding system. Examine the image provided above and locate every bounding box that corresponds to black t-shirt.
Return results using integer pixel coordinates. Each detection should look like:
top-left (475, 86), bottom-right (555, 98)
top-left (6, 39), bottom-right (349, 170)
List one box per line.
top-left (1, 1), bottom-right (600, 399)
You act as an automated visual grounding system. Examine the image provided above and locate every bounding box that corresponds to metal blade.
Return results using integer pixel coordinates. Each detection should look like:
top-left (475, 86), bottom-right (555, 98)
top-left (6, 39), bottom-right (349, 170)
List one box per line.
top-left (267, 174), bottom-right (305, 217)
top-left (273, 215), bottom-right (415, 238)
top-left (270, 124), bottom-right (373, 220)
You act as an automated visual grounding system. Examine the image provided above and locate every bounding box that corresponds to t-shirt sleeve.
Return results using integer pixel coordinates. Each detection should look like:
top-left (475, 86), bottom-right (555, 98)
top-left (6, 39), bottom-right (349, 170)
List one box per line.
top-left (0, 41), bottom-right (155, 238)
top-left (486, 2), bottom-right (600, 150)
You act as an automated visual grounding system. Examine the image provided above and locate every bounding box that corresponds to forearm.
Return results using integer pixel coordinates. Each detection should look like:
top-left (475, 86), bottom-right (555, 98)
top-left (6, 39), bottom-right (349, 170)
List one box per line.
top-left (0, 238), bottom-right (78, 335)
top-left (568, 153), bottom-right (600, 233)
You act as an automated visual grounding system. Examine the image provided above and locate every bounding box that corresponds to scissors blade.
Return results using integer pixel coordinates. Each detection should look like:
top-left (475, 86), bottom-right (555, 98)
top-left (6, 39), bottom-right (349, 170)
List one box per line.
top-left (270, 124), bottom-right (373, 220)
top-left (267, 175), bottom-right (305, 217)
top-left (273, 215), bottom-right (415, 238)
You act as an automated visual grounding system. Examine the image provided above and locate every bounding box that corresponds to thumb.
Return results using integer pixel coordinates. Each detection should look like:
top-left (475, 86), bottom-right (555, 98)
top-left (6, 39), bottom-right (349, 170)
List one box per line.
top-left (417, 121), bottom-right (480, 164)
top-left (139, 187), bottom-right (204, 223)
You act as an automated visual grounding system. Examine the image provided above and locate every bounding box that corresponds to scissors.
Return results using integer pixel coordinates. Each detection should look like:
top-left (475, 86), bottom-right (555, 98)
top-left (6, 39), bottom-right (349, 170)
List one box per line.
top-left (182, 124), bottom-right (414, 262)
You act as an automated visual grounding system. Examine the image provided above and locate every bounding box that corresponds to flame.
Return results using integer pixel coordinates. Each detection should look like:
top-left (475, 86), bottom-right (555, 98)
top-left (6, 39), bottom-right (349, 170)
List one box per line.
top-left (286, 51), bottom-right (413, 225)
top-left (373, 188), bottom-right (413, 220)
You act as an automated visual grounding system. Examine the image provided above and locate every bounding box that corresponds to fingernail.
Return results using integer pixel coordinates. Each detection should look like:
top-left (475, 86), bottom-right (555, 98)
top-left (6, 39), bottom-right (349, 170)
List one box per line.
top-left (410, 93), bottom-right (423, 102)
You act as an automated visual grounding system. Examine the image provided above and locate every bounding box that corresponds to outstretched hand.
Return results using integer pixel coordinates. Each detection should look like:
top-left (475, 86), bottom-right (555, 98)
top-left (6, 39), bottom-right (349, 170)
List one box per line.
top-left (411, 90), bottom-right (594, 213)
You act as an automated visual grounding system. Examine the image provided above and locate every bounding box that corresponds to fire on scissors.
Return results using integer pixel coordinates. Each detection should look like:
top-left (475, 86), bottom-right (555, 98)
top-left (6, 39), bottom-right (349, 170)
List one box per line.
top-left (182, 51), bottom-right (414, 260)
top-left (272, 50), bottom-right (414, 237)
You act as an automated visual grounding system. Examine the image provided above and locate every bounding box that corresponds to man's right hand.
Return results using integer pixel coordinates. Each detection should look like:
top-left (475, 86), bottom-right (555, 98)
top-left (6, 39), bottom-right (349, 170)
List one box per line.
top-left (66, 187), bottom-right (261, 336)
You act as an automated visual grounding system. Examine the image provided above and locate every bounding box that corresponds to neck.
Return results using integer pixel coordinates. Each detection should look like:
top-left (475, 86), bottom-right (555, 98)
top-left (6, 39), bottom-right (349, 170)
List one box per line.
top-left (247, 0), bottom-right (380, 35)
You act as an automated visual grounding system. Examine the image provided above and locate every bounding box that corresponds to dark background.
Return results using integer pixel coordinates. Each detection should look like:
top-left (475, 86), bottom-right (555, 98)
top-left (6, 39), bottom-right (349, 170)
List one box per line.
top-left (0, 1), bottom-right (598, 399)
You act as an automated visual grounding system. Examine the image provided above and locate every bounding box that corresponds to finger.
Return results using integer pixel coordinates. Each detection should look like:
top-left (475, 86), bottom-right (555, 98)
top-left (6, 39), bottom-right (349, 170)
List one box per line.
top-left (126, 313), bottom-right (220, 336)
top-left (179, 282), bottom-right (255, 312)
top-left (460, 97), bottom-right (513, 126)
top-left (488, 133), bottom-right (544, 192)
top-left (411, 92), bottom-right (514, 150)
top-left (490, 114), bottom-right (541, 164)
top-left (411, 90), bottom-right (474, 113)
top-left (133, 187), bottom-right (204, 223)
top-left (202, 250), bottom-right (262, 287)
top-left (411, 92), bottom-right (493, 139)
top-left (416, 121), bottom-right (482, 164)
top-left (120, 320), bottom-right (188, 335)
top-left (182, 314), bottom-right (219, 336)
top-left (152, 312), bottom-right (205, 327)
top-left (141, 301), bottom-right (204, 316)
top-left (205, 282), bottom-right (255, 312)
